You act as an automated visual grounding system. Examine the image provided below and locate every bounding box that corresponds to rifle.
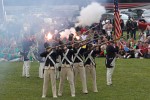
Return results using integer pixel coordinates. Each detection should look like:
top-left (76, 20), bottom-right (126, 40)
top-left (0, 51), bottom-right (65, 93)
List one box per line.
top-left (46, 37), bottom-right (101, 50)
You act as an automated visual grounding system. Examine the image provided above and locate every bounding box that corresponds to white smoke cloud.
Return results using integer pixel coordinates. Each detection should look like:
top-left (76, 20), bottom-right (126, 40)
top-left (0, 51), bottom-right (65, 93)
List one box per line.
top-left (70, 27), bottom-right (77, 37)
top-left (76, 2), bottom-right (106, 27)
top-left (59, 27), bottom-right (77, 39)
top-left (60, 29), bottom-right (70, 39)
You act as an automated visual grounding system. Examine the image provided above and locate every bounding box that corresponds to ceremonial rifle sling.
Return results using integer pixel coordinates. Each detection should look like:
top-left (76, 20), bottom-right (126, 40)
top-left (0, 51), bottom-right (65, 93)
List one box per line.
top-left (62, 49), bottom-right (73, 65)
top-left (45, 50), bottom-right (57, 73)
top-left (73, 47), bottom-right (83, 63)
top-left (85, 50), bottom-right (96, 66)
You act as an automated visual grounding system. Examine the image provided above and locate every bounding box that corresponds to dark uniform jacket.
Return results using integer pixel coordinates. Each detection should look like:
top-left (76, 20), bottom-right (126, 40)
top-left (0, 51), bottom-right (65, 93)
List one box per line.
top-left (84, 49), bottom-right (99, 65)
top-left (22, 39), bottom-right (33, 61)
top-left (73, 47), bottom-right (86, 63)
top-left (106, 44), bottom-right (118, 68)
top-left (40, 50), bottom-right (58, 67)
top-left (58, 48), bottom-right (75, 64)
top-left (106, 45), bottom-right (118, 58)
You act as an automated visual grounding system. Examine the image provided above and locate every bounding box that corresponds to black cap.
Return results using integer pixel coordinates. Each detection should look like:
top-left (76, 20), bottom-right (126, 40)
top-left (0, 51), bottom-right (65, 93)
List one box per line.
top-left (44, 42), bottom-right (51, 49)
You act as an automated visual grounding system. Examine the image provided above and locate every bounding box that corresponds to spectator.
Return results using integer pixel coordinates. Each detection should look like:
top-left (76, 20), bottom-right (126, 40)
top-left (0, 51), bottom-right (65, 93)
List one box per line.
top-left (120, 15), bottom-right (124, 36)
top-left (103, 20), bottom-right (113, 40)
top-left (131, 18), bottom-right (138, 40)
top-left (126, 17), bottom-right (134, 39)
top-left (101, 17), bottom-right (107, 35)
top-left (139, 30), bottom-right (147, 42)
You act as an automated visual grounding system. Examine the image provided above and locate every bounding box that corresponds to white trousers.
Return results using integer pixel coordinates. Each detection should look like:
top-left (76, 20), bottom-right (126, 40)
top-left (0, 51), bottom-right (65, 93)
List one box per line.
top-left (85, 64), bottom-right (98, 92)
top-left (22, 61), bottom-right (30, 77)
top-left (74, 62), bottom-right (88, 93)
top-left (107, 66), bottom-right (115, 85)
top-left (58, 64), bottom-right (75, 97)
top-left (106, 57), bottom-right (116, 85)
top-left (39, 63), bottom-right (44, 78)
top-left (42, 68), bottom-right (57, 98)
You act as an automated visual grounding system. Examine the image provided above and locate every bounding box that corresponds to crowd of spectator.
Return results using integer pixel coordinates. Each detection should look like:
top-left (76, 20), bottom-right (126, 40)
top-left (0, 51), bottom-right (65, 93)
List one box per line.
top-left (77, 16), bottom-right (150, 59)
top-left (0, 16), bottom-right (150, 61)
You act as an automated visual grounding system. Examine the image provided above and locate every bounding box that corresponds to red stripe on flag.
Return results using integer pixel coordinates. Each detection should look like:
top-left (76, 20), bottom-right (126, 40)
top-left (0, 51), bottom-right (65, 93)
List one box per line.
top-left (114, 12), bottom-right (122, 39)
top-left (114, 1), bottom-right (122, 40)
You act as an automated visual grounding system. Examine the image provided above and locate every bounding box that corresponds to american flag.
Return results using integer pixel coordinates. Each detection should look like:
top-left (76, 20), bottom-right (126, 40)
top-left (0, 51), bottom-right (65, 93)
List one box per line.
top-left (114, 0), bottom-right (122, 40)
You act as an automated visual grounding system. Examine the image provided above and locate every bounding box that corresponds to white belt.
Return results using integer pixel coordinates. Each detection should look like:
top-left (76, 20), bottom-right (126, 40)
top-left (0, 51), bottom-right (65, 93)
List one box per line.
top-left (74, 62), bottom-right (84, 67)
top-left (85, 64), bottom-right (94, 67)
top-left (44, 66), bottom-right (55, 69)
top-left (61, 64), bottom-right (71, 68)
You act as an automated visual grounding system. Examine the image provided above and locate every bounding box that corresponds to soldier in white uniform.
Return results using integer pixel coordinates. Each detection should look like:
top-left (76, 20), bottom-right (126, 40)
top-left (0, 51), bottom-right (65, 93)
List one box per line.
top-left (22, 37), bottom-right (33, 78)
top-left (105, 41), bottom-right (118, 85)
top-left (40, 44), bottom-right (58, 98)
top-left (58, 44), bottom-right (75, 97)
top-left (73, 43), bottom-right (88, 94)
top-left (84, 44), bottom-right (99, 92)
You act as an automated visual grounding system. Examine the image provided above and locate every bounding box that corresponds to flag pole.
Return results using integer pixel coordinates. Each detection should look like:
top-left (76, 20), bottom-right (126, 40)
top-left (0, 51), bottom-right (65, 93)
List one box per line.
top-left (113, 0), bottom-right (116, 42)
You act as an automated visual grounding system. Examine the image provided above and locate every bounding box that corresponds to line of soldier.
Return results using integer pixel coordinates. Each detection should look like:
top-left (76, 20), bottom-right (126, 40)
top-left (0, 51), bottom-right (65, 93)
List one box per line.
top-left (39, 39), bottom-right (100, 98)
top-left (21, 34), bottom-right (118, 99)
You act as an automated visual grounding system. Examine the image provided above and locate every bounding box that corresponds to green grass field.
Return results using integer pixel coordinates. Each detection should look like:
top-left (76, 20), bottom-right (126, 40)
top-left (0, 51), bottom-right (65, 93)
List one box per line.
top-left (0, 58), bottom-right (150, 100)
